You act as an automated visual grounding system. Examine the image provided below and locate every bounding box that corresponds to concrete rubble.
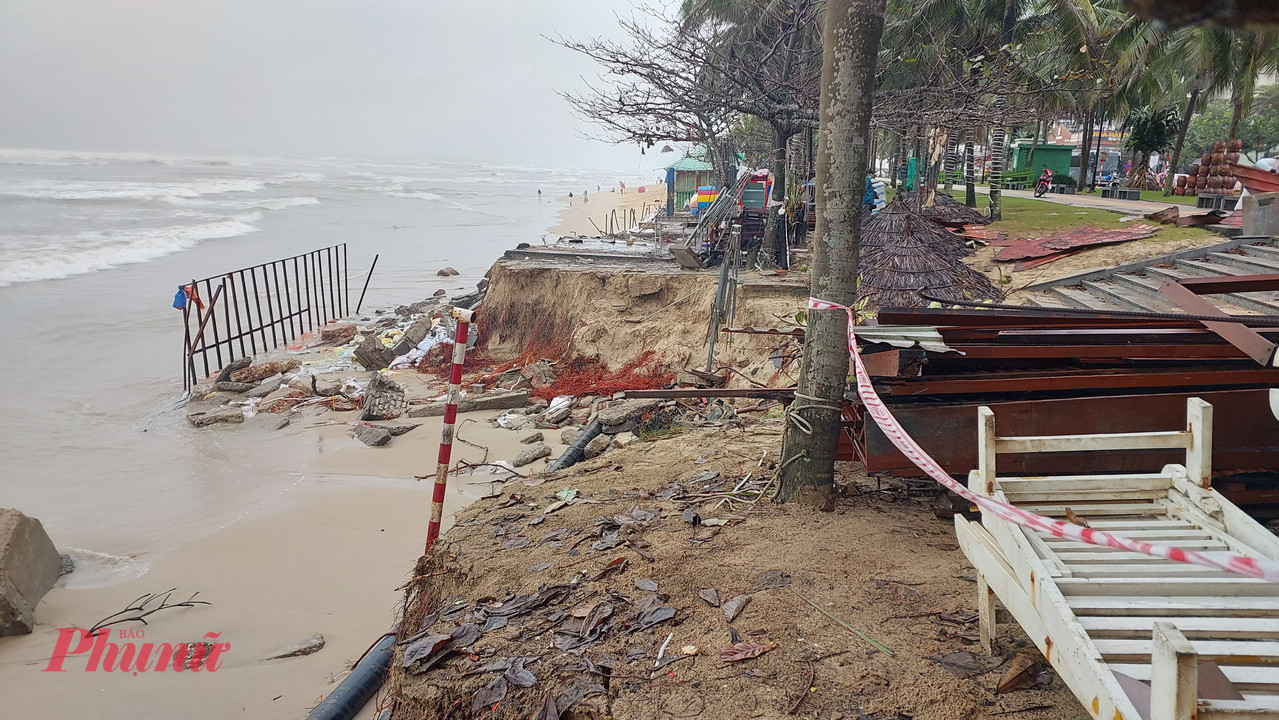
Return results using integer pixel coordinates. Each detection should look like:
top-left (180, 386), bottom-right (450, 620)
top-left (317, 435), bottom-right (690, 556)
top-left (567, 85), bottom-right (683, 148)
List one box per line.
top-left (512, 442), bottom-right (552, 467)
top-left (0, 509), bottom-right (62, 636)
top-left (408, 390), bottom-right (529, 418)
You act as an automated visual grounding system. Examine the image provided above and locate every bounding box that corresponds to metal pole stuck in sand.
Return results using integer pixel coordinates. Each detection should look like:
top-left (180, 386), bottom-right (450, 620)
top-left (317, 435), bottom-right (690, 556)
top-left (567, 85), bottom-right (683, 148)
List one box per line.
top-left (426, 306), bottom-right (476, 553)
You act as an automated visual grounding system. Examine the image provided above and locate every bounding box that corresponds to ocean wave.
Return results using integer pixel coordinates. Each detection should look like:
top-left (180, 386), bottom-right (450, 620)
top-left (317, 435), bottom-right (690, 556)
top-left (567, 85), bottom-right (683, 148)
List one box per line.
top-left (60, 548), bottom-right (149, 589)
top-left (0, 213), bottom-right (261, 286)
top-left (266, 172), bottom-right (326, 184)
top-left (388, 190), bottom-right (443, 201)
top-left (0, 178), bottom-right (266, 201)
top-left (166, 195), bottom-right (320, 211)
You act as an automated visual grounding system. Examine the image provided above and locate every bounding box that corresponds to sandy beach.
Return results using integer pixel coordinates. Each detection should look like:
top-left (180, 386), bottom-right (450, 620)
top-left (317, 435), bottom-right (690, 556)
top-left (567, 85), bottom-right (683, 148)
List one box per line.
top-left (550, 180), bottom-right (666, 237)
top-left (0, 194), bottom-right (588, 719)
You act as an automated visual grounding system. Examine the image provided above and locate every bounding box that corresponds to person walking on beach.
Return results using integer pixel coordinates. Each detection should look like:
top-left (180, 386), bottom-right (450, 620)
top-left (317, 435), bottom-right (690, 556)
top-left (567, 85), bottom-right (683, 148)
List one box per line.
top-left (537, 189), bottom-right (542, 200)
top-left (583, 190), bottom-right (589, 203)
top-left (569, 192), bottom-right (574, 206)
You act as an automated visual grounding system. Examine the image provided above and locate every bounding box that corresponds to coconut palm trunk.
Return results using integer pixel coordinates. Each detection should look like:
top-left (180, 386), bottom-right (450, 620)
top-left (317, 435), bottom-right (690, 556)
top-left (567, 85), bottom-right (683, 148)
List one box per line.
top-left (777, 0), bottom-right (886, 501)
top-left (1164, 81), bottom-right (1202, 196)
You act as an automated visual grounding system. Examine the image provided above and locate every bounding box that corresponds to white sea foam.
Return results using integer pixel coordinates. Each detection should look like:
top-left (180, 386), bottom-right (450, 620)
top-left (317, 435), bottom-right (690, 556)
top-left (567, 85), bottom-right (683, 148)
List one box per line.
top-left (60, 548), bottom-right (149, 589)
top-left (0, 178), bottom-right (266, 201)
top-left (0, 213), bottom-right (262, 286)
top-left (167, 195), bottom-right (320, 211)
top-left (388, 190), bottom-right (443, 201)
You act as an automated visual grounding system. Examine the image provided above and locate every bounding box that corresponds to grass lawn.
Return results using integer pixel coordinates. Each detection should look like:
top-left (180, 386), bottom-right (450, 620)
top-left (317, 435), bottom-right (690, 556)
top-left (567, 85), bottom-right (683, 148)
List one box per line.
top-left (1071, 188), bottom-right (1199, 206)
top-left (883, 188), bottom-right (1217, 243)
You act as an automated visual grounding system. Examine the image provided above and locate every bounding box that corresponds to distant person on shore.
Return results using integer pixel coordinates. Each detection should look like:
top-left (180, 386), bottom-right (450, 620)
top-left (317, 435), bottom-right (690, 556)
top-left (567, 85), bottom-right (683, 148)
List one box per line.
top-left (620, 181), bottom-right (626, 194)
top-left (537, 189), bottom-right (542, 200)
top-left (569, 192), bottom-right (574, 206)
top-left (584, 190), bottom-right (589, 203)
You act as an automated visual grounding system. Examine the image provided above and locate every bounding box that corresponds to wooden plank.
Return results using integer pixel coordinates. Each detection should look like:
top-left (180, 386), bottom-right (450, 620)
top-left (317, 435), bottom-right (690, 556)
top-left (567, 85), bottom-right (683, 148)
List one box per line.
top-left (1070, 597), bottom-right (1279, 618)
top-left (1043, 539), bottom-right (1231, 553)
top-left (996, 430), bottom-right (1191, 454)
top-left (1096, 639), bottom-right (1279, 665)
top-left (998, 474), bottom-right (1175, 494)
top-left (1151, 622), bottom-right (1198, 720)
top-left (1020, 502), bottom-right (1166, 517)
top-left (1041, 529), bottom-right (1217, 540)
top-left (1065, 563), bottom-right (1234, 579)
top-left (1083, 617), bottom-right (1279, 640)
top-left (1084, 520), bottom-right (1199, 531)
top-left (1108, 663), bottom-right (1279, 692)
top-left (1058, 577), bottom-right (1279, 597)
top-left (1186, 398), bottom-right (1214, 487)
top-left (1055, 550), bottom-right (1229, 563)
top-left (955, 517), bottom-right (1141, 720)
top-left (1002, 489), bottom-right (1171, 503)
top-left (1199, 699), bottom-right (1279, 719)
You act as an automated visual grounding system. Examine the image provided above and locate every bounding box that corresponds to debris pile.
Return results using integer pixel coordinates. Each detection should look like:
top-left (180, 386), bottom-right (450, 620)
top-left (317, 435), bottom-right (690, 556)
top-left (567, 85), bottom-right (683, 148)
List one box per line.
top-left (859, 198), bottom-right (1003, 308)
top-left (387, 427), bottom-right (1079, 719)
top-left (992, 223), bottom-right (1161, 271)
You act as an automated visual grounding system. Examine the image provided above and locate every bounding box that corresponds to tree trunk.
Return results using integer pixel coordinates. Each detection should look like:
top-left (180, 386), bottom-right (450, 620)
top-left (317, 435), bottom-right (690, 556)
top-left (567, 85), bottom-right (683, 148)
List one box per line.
top-left (761, 125), bottom-right (790, 265)
top-left (1027, 118), bottom-right (1043, 169)
top-left (964, 133), bottom-right (976, 207)
top-left (777, 0), bottom-right (885, 502)
top-left (889, 132), bottom-right (900, 189)
top-left (1078, 109), bottom-right (1095, 192)
top-left (988, 100), bottom-right (1007, 221)
top-left (1164, 82), bottom-right (1202, 196)
top-left (943, 134), bottom-right (958, 194)
top-left (1230, 85), bottom-right (1245, 142)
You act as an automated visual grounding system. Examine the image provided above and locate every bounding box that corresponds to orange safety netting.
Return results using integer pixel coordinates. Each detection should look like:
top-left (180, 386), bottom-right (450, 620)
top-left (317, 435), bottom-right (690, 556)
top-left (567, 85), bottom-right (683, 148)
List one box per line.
top-left (527, 351), bottom-right (673, 401)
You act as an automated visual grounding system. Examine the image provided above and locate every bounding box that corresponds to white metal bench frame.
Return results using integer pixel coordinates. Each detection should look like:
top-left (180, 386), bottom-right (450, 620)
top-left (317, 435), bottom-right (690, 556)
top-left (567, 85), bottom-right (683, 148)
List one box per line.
top-left (956, 397), bottom-right (1279, 720)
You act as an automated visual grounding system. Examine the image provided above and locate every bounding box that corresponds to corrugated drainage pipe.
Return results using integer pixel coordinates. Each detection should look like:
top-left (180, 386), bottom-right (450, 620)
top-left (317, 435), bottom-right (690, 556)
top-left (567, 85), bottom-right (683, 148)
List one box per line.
top-left (304, 633), bottom-right (395, 720)
top-left (546, 420), bottom-right (603, 473)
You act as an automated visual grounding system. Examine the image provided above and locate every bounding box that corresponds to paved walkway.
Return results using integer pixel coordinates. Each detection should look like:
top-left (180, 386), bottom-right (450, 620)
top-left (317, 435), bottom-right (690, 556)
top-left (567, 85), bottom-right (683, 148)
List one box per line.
top-left (1001, 187), bottom-right (1183, 215)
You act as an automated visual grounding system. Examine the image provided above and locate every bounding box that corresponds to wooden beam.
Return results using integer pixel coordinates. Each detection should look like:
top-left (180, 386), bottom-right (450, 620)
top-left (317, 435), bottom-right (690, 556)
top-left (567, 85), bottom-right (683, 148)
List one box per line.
top-left (996, 430), bottom-right (1191, 454)
top-left (1185, 398), bottom-right (1213, 488)
top-left (1151, 622), bottom-right (1198, 720)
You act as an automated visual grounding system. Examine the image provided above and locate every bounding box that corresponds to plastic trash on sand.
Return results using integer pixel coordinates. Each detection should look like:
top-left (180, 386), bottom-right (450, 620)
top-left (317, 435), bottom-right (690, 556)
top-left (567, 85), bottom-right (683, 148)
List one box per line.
top-left (548, 395), bottom-right (574, 414)
top-left (496, 411), bottom-right (524, 429)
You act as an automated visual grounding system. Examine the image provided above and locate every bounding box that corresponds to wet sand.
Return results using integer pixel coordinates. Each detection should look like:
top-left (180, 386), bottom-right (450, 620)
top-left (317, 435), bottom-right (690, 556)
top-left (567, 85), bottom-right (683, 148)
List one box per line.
top-left (0, 393), bottom-right (568, 720)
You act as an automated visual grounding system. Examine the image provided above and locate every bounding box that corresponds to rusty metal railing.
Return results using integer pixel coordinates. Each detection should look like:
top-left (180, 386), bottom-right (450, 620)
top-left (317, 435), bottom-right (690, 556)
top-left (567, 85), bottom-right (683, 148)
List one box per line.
top-left (181, 243), bottom-right (349, 390)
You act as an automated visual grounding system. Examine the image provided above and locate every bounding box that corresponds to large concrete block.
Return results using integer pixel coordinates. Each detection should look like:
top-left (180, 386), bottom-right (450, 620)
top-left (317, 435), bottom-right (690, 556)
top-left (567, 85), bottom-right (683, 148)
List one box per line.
top-left (0, 509), bottom-right (61, 636)
top-left (1243, 192), bottom-right (1279, 237)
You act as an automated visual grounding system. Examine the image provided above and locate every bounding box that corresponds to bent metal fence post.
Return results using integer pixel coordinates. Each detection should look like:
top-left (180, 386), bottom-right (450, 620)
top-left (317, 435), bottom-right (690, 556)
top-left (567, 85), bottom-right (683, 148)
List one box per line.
top-left (180, 243), bottom-right (349, 391)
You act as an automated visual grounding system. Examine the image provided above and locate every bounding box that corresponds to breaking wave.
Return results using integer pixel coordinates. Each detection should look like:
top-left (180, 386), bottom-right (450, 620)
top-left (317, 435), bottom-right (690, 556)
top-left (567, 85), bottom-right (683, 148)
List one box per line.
top-left (0, 178), bottom-right (266, 201)
top-left (0, 213), bottom-right (262, 287)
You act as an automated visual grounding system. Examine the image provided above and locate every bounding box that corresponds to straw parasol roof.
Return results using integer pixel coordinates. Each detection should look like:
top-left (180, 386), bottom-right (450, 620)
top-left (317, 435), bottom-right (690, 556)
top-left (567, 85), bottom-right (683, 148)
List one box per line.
top-left (911, 189), bottom-right (990, 226)
top-left (858, 197), bottom-right (1003, 309)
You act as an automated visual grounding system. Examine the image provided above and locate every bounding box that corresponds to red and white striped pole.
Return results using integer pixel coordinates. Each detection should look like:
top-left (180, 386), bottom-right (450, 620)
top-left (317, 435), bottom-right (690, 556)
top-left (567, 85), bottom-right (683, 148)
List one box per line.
top-left (426, 306), bottom-right (475, 553)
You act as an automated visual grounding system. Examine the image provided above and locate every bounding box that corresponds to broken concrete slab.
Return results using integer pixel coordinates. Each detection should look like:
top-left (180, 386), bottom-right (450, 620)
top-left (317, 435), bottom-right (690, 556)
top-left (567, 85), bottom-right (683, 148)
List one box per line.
top-left (521, 360), bottom-right (556, 389)
top-left (0, 509), bottom-right (62, 636)
top-left (215, 357), bottom-right (251, 383)
top-left (542, 404), bottom-right (572, 425)
top-left (391, 316), bottom-right (434, 356)
top-left (354, 333), bottom-right (396, 371)
top-left (561, 427), bottom-right (584, 445)
top-left (213, 381), bottom-right (256, 393)
top-left (408, 390), bottom-right (530, 418)
top-left (229, 358), bottom-right (301, 384)
top-left (353, 423), bottom-right (392, 447)
top-left (319, 322), bottom-right (356, 344)
top-left (512, 442), bottom-right (552, 467)
top-left (595, 399), bottom-right (660, 427)
top-left (265, 633), bottom-right (325, 660)
top-left (520, 432), bottom-right (544, 444)
top-left (244, 377), bottom-right (284, 399)
top-left (376, 422), bottom-right (420, 436)
top-left (583, 433), bottom-right (612, 459)
top-left (187, 405), bottom-right (245, 427)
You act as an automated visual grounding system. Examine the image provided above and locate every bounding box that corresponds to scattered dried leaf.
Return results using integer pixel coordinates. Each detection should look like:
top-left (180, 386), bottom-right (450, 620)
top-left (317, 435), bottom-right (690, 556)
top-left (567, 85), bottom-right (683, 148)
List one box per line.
top-left (592, 557), bottom-right (629, 581)
top-left (723, 594), bottom-right (751, 623)
top-left (720, 641), bottom-right (778, 662)
top-left (753, 570), bottom-right (792, 591)
top-left (699, 588), bottom-right (721, 607)
top-left (997, 651), bottom-right (1039, 693)
top-left (635, 578), bottom-right (658, 592)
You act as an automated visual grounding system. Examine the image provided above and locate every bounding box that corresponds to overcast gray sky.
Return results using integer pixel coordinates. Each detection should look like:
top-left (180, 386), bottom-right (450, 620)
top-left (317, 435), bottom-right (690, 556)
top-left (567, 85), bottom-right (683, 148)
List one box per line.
top-left (0, 0), bottom-right (656, 169)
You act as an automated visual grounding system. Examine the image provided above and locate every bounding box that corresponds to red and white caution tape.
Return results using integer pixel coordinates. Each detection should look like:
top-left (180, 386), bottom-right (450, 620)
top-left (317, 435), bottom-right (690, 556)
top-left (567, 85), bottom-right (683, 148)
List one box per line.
top-left (809, 297), bottom-right (1279, 583)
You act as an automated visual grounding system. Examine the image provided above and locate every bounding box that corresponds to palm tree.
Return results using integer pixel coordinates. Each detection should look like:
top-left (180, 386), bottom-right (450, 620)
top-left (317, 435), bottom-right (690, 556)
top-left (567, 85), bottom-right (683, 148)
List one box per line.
top-left (1121, 106), bottom-right (1180, 188)
top-left (1225, 31), bottom-right (1279, 142)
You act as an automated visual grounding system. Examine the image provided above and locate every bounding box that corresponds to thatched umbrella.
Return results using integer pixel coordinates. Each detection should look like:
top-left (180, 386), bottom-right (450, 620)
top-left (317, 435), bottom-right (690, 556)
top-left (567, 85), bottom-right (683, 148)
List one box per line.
top-left (911, 189), bottom-right (990, 227)
top-left (859, 197), bottom-right (1003, 309)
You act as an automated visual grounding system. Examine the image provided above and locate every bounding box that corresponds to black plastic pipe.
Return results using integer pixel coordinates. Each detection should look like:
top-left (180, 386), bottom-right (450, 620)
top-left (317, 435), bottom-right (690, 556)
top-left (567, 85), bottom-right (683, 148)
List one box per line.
top-left (546, 419), bottom-right (603, 473)
top-left (304, 633), bottom-right (395, 720)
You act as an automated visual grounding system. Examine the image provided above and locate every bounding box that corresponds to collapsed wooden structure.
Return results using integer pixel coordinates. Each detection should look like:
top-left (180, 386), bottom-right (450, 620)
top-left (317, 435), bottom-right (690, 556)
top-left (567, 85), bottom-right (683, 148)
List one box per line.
top-left (956, 398), bottom-right (1279, 718)
top-left (841, 274), bottom-right (1279, 506)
